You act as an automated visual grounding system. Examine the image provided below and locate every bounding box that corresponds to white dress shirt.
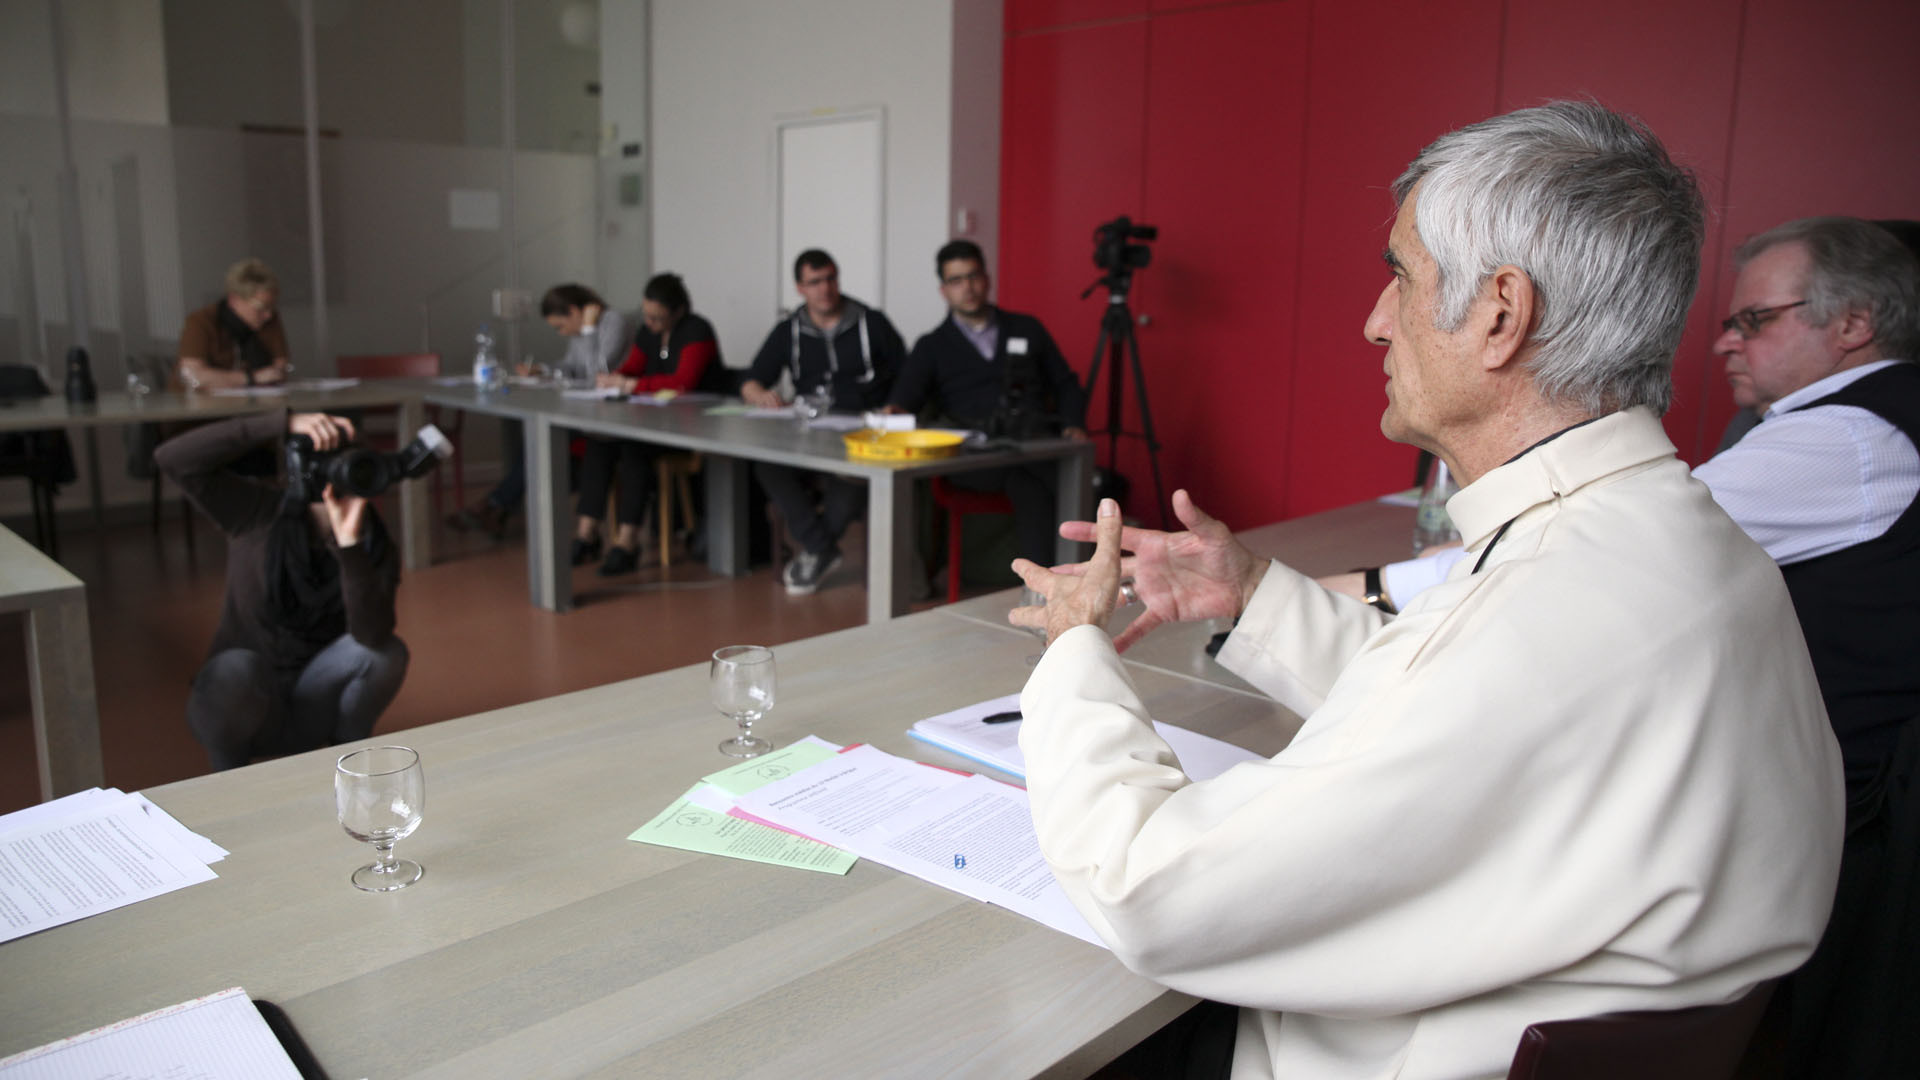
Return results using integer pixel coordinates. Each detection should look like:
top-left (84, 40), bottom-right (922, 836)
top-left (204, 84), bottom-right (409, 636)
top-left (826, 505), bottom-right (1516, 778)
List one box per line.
top-left (1020, 408), bottom-right (1843, 1080)
top-left (1693, 359), bottom-right (1920, 565)
top-left (1383, 359), bottom-right (1920, 601)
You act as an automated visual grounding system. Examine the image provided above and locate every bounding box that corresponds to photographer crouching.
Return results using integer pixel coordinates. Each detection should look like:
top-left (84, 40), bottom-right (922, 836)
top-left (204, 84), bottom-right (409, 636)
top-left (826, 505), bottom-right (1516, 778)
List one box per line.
top-left (156, 410), bottom-right (447, 770)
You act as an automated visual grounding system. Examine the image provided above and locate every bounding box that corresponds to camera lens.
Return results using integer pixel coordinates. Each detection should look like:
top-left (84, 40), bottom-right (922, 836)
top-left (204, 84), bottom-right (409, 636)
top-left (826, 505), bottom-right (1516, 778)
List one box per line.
top-left (329, 449), bottom-right (391, 498)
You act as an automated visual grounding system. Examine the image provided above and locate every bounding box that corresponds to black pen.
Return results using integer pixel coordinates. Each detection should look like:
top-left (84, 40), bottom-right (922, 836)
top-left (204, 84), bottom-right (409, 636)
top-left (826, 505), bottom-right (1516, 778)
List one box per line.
top-left (981, 711), bottom-right (1022, 724)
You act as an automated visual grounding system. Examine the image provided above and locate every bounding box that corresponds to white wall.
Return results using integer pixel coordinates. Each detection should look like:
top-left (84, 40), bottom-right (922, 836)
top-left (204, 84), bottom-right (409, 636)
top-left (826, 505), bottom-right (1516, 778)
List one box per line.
top-left (948, 0), bottom-right (1001, 276)
top-left (598, 0), bottom-right (651, 307)
top-left (650, 0), bottom-right (958, 369)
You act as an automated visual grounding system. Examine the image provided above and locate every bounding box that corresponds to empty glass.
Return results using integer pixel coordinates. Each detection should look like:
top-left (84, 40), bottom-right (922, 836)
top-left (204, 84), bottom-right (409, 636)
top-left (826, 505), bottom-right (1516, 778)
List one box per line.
top-left (711, 645), bottom-right (776, 757)
top-left (335, 746), bottom-right (426, 892)
top-left (796, 385), bottom-right (833, 423)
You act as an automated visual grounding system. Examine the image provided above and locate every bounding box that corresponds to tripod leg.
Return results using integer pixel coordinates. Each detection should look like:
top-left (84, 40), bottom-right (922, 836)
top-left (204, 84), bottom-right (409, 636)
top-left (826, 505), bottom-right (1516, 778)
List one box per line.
top-left (1121, 321), bottom-right (1170, 529)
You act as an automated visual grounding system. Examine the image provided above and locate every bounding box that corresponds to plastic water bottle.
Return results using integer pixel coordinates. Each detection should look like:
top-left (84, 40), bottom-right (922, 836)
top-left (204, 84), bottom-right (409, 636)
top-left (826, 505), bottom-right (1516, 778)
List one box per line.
top-left (472, 325), bottom-right (503, 391)
top-left (1413, 458), bottom-right (1459, 554)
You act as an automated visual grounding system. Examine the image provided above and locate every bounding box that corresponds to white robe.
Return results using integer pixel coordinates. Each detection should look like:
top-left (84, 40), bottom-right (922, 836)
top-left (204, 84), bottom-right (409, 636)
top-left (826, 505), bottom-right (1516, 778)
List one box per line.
top-left (1019, 408), bottom-right (1845, 1080)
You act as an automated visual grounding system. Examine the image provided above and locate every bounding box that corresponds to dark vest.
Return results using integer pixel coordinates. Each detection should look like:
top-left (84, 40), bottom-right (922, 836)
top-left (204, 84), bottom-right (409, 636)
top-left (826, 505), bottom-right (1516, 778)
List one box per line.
top-left (1778, 362), bottom-right (1920, 784)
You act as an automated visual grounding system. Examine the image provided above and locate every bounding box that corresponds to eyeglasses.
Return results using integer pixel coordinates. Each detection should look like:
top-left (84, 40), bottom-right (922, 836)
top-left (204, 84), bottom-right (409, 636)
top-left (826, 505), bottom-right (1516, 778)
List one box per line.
top-left (1720, 300), bottom-right (1806, 338)
top-left (941, 270), bottom-right (986, 287)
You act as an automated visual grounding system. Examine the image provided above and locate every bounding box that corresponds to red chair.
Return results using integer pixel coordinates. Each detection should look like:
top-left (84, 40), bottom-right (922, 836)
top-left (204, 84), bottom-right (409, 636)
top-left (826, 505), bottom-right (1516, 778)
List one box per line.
top-left (930, 476), bottom-right (1013, 603)
top-left (1506, 979), bottom-right (1777, 1080)
top-left (335, 354), bottom-right (464, 520)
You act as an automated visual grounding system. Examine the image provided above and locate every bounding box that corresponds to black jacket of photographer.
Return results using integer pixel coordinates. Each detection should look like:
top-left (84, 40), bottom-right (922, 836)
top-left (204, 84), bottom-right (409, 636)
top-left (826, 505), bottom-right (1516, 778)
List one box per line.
top-left (891, 308), bottom-right (1086, 434)
top-left (155, 409), bottom-right (400, 680)
top-left (745, 296), bottom-right (904, 410)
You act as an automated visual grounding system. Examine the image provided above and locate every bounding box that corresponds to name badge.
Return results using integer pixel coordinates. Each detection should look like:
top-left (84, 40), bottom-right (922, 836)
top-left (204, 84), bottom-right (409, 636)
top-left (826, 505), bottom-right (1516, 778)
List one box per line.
top-left (1008, 337), bottom-right (1029, 355)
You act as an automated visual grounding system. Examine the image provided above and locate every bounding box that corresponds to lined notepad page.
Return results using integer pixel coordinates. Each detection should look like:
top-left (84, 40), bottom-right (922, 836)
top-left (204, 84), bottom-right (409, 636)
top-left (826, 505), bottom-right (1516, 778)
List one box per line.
top-left (0, 986), bottom-right (303, 1079)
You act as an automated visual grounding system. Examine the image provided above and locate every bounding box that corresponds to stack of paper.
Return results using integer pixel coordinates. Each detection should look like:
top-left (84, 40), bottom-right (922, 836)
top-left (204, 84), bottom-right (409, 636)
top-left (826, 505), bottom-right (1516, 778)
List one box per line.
top-left (628, 736), bottom-right (858, 875)
top-left (732, 744), bottom-right (1106, 946)
top-left (0, 788), bottom-right (227, 944)
top-left (908, 694), bottom-right (1265, 782)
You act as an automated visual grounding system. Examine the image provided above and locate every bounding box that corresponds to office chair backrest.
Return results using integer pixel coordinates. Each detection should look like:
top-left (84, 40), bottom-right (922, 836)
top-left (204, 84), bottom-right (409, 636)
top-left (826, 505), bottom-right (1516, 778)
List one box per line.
top-left (1505, 980), bottom-right (1775, 1080)
top-left (337, 353), bottom-right (441, 379)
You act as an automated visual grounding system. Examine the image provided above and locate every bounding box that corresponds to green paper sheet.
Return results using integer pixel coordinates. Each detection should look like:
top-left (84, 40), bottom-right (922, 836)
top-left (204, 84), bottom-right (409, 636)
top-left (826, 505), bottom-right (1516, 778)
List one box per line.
top-left (629, 785), bottom-right (856, 875)
top-left (700, 740), bottom-right (842, 797)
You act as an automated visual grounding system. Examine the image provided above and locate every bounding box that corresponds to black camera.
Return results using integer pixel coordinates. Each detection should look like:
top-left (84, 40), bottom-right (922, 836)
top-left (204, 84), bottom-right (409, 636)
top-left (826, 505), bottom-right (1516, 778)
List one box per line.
top-left (285, 424), bottom-right (452, 503)
top-left (1093, 215), bottom-right (1157, 273)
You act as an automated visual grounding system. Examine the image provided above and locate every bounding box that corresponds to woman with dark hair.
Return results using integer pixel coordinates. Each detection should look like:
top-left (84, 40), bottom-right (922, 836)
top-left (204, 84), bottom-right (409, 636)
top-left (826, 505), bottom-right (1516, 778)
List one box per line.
top-left (450, 283), bottom-right (630, 540)
top-left (575, 272), bottom-right (730, 575)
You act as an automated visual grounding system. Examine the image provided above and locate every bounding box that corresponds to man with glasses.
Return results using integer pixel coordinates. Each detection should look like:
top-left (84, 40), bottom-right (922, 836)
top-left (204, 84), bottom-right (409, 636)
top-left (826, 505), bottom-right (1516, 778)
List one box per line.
top-left (886, 239), bottom-right (1088, 567)
top-left (1329, 215), bottom-right (1920, 1077)
top-left (178, 257), bottom-right (291, 390)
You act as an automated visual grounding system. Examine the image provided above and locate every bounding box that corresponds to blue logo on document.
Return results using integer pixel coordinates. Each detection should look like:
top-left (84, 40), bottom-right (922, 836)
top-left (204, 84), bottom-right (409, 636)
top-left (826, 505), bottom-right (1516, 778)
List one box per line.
top-left (953, 854), bottom-right (967, 869)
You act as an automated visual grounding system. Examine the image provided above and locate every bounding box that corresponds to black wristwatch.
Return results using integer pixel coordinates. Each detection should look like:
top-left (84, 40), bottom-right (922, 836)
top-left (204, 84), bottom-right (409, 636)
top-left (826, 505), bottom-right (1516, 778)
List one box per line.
top-left (1361, 566), bottom-right (1397, 615)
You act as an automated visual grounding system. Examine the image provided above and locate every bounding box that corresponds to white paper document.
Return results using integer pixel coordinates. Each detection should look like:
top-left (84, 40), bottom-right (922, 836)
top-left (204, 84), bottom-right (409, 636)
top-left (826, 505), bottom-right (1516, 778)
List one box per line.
top-left (0, 790), bottom-right (219, 944)
top-left (0, 986), bottom-right (303, 1079)
top-left (734, 745), bottom-right (1102, 945)
top-left (909, 695), bottom-right (1265, 782)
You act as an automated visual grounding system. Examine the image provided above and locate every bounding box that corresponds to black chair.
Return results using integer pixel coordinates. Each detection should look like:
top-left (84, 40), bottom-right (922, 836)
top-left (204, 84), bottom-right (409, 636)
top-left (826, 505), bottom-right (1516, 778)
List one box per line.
top-left (0, 364), bottom-right (77, 557)
top-left (1506, 979), bottom-right (1777, 1080)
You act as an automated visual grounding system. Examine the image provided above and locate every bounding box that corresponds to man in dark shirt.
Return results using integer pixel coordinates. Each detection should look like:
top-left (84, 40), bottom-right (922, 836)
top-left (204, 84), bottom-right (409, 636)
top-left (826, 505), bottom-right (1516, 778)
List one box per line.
top-left (156, 411), bottom-right (409, 770)
top-left (742, 249), bottom-right (907, 594)
top-left (888, 239), bottom-right (1088, 565)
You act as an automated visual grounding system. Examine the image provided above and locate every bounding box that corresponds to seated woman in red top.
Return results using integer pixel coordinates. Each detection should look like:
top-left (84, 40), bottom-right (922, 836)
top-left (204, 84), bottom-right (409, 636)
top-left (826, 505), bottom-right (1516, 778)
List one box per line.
top-left (576, 273), bottom-right (731, 575)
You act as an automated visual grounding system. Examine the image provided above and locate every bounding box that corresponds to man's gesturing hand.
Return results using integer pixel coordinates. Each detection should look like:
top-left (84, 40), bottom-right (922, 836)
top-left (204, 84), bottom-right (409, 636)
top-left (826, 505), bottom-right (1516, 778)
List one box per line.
top-left (1010, 497), bottom-right (1126, 647)
top-left (1047, 489), bottom-right (1267, 652)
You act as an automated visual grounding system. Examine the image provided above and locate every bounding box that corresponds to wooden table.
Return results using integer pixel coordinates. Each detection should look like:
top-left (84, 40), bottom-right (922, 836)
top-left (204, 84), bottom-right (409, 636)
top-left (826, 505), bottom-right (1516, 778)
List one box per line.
top-left (423, 385), bottom-right (1097, 622)
top-left (0, 606), bottom-right (1297, 1078)
top-left (0, 523), bottom-right (101, 800)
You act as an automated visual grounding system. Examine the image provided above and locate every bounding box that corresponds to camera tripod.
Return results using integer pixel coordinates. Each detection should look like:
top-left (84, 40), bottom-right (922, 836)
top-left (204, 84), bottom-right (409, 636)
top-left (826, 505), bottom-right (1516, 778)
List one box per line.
top-left (1082, 276), bottom-right (1168, 528)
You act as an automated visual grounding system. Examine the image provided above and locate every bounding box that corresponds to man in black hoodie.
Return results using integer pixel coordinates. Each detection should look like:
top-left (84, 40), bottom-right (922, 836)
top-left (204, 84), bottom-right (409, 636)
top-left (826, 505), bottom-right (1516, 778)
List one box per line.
top-left (742, 249), bottom-right (906, 594)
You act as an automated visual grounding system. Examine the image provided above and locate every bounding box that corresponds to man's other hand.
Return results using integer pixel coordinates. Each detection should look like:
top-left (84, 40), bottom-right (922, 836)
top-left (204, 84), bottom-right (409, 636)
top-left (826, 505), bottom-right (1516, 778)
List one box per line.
top-left (740, 380), bottom-right (786, 408)
top-left (1011, 498), bottom-right (1125, 646)
top-left (1050, 489), bottom-right (1267, 652)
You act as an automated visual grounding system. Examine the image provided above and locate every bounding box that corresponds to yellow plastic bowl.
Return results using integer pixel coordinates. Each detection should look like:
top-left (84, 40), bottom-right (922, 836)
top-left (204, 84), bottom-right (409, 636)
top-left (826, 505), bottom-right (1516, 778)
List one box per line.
top-left (843, 428), bottom-right (965, 461)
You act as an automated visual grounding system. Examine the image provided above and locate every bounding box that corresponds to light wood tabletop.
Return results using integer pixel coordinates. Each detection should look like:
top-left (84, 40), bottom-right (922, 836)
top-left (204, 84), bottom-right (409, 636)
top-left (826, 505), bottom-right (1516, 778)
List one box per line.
top-left (0, 605), bottom-right (1299, 1079)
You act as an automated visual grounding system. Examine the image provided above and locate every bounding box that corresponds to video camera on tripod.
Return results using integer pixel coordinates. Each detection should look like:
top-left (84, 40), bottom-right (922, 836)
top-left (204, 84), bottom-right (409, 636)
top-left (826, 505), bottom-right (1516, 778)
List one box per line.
top-left (1082, 215), bottom-right (1168, 525)
top-left (1092, 216), bottom-right (1157, 279)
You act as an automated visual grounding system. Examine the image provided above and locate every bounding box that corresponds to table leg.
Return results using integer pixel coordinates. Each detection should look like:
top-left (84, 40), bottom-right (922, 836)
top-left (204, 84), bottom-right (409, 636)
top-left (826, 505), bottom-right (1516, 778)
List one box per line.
top-left (398, 397), bottom-right (431, 572)
top-left (867, 471), bottom-right (915, 623)
top-left (704, 457), bottom-right (750, 577)
top-left (83, 428), bottom-right (106, 534)
top-left (1055, 445), bottom-right (1095, 566)
top-left (28, 595), bottom-right (103, 799)
top-left (526, 416), bottom-right (572, 612)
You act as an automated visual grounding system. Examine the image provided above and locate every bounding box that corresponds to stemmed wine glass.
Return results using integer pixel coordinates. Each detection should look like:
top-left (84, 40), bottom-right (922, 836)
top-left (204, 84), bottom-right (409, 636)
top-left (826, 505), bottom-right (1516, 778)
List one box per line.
top-left (335, 746), bottom-right (426, 892)
top-left (711, 645), bottom-right (776, 757)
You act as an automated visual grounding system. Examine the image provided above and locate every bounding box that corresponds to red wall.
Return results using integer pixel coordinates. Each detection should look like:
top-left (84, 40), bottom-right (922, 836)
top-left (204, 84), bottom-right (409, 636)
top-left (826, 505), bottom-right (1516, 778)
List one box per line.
top-left (1000, 0), bottom-right (1920, 527)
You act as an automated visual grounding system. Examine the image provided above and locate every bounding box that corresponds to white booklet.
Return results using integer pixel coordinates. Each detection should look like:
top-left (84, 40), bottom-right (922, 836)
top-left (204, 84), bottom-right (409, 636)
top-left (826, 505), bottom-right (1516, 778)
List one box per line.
top-left (0, 987), bottom-right (304, 1079)
top-left (908, 693), bottom-right (1265, 782)
top-left (734, 744), bottom-right (1103, 946)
